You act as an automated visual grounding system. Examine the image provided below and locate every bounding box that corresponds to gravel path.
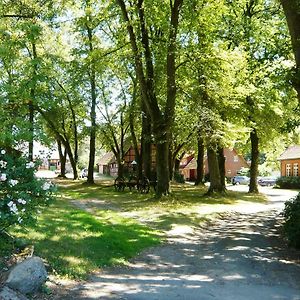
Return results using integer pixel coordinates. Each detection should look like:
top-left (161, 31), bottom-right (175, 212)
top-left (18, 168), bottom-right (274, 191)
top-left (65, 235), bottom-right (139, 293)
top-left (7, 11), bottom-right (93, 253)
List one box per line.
top-left (65, 187), bottom-right (300, 300)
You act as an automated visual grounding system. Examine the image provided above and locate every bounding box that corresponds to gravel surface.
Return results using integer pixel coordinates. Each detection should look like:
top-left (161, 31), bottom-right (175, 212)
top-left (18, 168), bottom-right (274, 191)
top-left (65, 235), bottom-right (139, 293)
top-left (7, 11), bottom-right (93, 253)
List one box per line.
top-left (57, 187), bottom-right (300, 300)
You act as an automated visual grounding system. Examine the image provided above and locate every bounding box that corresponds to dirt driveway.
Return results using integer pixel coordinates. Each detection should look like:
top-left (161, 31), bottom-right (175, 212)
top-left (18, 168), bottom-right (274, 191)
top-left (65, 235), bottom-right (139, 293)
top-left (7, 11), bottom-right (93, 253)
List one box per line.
top-left (62, 187), bottom-right (300, 300)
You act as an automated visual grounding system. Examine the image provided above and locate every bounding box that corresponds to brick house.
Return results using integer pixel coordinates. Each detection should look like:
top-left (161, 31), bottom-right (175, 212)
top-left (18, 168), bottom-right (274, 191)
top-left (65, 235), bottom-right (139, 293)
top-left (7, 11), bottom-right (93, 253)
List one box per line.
top-left (180, 148), bottom-right (249, 181)
top-left (278, 145), bottom-right (300, 177)
top-left (98, 145), bottom-right (156, 176)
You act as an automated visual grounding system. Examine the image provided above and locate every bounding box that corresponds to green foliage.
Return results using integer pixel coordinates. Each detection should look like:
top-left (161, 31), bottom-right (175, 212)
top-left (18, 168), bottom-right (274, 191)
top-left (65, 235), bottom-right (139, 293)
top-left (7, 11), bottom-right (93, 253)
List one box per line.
top-left (283, 193), bottom-right (300, 248)
top-left (0, 150), bottom-right (56, 231)
top-left (174, 172), bottom-right (185, 184)
top-left (276, 176), bottom-right (300, 189)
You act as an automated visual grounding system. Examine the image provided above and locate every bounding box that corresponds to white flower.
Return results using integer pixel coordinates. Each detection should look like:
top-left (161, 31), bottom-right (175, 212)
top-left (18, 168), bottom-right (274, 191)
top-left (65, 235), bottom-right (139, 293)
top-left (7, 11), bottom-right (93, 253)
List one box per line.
top-left (42, 182), bottom-right (51, 190)
top-left (17, 217), bottom-right (23, 223)
top-left (9, 203), bottom-right (18, 214)
top-left (0, 173), bottom-right (7, 181)
top-left (7, 201), bottom-right (14, 207)
top-left (17, 198), bottom-right (26, 205)
top-left (9, 179), bottom-right (19, 186)
top-left (26, 161), bottom-right (35, 169)
top-left (0, 160), bottom-right (7, 168)
top-left (1, 149), bottom-right (6, 155)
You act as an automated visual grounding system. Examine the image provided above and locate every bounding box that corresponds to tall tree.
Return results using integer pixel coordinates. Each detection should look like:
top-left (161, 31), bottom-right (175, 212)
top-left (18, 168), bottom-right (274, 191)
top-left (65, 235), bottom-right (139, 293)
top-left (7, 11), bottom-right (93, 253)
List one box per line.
top-left (280, 0), bottom-right (300, 101)
top-left (116, 0), bottom-right (184, 197)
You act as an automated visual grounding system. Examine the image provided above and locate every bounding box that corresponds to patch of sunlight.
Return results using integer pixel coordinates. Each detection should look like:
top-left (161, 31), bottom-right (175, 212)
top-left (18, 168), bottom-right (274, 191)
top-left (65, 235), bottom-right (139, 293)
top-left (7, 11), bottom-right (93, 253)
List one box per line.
top-left (68, 232), bottom-right (103, 240)
top-left (63, 256), bottom-right (85, 265)
top-left (202, 255), bottom-right (214, 259)
top-left (109, 257), bottom-right (127, 265)
top-left (50, 235), bottom-right (60, 242)
top-left (223, 274), bottom-right (245, 280)
top-left (233, 237), bottom-right (251, 241)
top-left (227, 246), bottom-right (249, 251)
top-left (168, 225), bottom-right (194, 236)
top-left (181, 274), bottom-right (214, 282)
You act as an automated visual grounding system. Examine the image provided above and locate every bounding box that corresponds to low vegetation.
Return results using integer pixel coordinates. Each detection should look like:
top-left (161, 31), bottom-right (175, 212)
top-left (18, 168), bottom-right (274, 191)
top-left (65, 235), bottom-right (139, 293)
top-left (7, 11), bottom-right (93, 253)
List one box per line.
top-left (1, 180), bottom-right (267, 279)
top-left (283, 193), bottom-right (300, 249)
top-left (276, 176), bottom-right (300, 189)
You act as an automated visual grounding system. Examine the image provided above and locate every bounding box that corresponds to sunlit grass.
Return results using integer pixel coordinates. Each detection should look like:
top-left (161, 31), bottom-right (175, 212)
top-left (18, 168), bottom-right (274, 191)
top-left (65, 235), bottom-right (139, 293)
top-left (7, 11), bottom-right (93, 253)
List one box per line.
top-left (58, 180), bottom-right (267, 231)
top-left (9, 198), bottom-right (160, 279)
top-left (3, 179), bottom-right (267, 279)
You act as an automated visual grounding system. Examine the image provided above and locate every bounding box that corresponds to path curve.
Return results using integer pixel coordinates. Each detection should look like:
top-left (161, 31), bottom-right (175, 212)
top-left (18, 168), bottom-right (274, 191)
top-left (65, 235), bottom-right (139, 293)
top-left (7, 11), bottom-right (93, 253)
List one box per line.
top-left (67, 187), bottom-right (300, 300)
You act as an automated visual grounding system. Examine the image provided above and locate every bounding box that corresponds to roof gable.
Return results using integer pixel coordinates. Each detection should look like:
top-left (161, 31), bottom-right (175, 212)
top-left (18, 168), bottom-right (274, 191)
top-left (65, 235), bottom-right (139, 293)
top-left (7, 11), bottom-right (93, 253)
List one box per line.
top-left (278, 145), bottom-right (300, 160)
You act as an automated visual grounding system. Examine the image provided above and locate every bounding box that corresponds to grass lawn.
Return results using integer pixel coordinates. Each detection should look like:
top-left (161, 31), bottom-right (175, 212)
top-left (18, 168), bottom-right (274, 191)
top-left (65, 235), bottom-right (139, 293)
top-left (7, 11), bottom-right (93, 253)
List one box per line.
top-left (1, 179), bottom-right (266, 279)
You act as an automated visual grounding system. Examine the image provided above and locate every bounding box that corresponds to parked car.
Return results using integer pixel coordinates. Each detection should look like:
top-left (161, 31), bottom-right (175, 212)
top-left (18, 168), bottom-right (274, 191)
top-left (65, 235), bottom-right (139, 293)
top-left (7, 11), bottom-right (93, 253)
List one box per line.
top-left (80, 168), bottom-right (88, 178)
top-left (232, 175), bottom-right (250, 185)
top-left (258, 176), bottom-right (277, 186)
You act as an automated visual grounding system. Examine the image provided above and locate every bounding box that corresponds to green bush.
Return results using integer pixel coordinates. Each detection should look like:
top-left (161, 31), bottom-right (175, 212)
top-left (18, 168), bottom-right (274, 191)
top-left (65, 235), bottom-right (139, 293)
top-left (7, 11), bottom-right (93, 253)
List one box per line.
top-left (174, 172), bottom-right (185, 183)
top-left (0, 149), bottom-right (56, 233)
top-left (283, 193), bottom-right (300, 248)
top-left (276, 176), bottom-right (300, 189)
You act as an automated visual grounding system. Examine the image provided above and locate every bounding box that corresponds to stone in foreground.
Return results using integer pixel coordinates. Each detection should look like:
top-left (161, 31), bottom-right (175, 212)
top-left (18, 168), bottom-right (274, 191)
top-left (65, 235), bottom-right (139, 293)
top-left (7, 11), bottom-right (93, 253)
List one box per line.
top-left (0, 286), bottom-right (29, 300)
top-left (6, 256), bottom-right (47, 294)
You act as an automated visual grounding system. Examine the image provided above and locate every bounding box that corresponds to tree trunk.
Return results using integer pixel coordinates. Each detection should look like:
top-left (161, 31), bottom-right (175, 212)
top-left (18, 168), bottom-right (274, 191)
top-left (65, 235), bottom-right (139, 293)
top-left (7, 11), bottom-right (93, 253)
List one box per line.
top-left (86, 23), bottom-right (96, 184)
top-left (218, 147), bottom-right (226, 190)
top-left (169, 148), bottom-right (174, 180)
top-left (207, 147), bottom-right (224, 194)
top-left (248, 128), bottom-right (259, 193)
top-left (64, 140), bottom-right (78, 180)
top-left (57, 140), bottom-right (67, 178)
top-left (195, 137), bottom-right (205, 186)
top-left (28, 42), bottom-right (37, 161)
top-left (141, 111), bottom-right (152, 179)
top-left (280, 0), bottom-right (300, 101)
top-left (117, 156), bottom-right (124, 178)
top-left (156, 140), bottom-right (170, 196)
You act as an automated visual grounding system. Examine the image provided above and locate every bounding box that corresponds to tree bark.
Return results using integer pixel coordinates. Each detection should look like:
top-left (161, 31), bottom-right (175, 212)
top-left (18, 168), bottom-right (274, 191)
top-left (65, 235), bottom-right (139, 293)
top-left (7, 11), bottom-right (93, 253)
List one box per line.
top-left (86, 22), bottom-right (96, 184)
top-left (207, 147), bottom-right (224, 194)
top-left (57, 140), bottom-right (67, 178)
top-left (156, 138), bottom-right (170, 196)
top-left (280, 0), bottom-right (300, 101)
top-left (141, 107), bottom-right (152, 179)
top-left (248, 128), bottom-right (259, 193)
top-left (28, 41), bottom-right (37, 161)
top-left (195, 137), bottom-right (205, 186)
top-left (218, 147), bottom-right (226, 190)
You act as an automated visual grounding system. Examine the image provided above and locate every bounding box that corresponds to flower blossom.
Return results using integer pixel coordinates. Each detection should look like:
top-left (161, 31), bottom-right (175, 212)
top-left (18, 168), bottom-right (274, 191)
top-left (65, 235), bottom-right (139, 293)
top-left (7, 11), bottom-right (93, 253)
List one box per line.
top-left (26, 161), bottom-right (35, 169)
top-left (17, 198), bottom-right (26, 205)
top-left (42, 182), bottom-right (51, 190)
top-left (17, 217), bottom-right (23, 223)
top-left (9, 179), bottom-right (19, 187)
top-left (0, 160), bottom-right (7, 168)
top-left (1, 149), bottom-right (6, 155)
top-left (8, 202), bottom-right (18, 214)
top-left (0, 173), bottom-right (7, 181)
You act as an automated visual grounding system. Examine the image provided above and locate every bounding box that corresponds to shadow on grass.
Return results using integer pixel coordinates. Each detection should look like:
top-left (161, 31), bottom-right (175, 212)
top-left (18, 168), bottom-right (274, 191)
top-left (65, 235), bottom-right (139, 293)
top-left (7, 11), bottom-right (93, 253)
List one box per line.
top-left (58, 181), bottom-right (266, 212)
top-left (10, 199), bottom-right (160, 279)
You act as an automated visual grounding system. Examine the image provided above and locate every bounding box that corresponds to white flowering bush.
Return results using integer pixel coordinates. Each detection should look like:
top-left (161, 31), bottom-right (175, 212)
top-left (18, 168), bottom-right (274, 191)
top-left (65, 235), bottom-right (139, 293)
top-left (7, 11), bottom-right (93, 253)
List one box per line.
top-left (0, 149), bottom-right (56, 232)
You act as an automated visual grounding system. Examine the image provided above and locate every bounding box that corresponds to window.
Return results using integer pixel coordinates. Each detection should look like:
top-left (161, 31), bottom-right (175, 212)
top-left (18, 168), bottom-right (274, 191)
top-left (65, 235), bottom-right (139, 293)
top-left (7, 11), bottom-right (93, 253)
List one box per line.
top-left (293, 163), bottom-right (299, 177)
top-left (233, 155), bottom-right (239, 162)
top-left (286, 164), bottom-right (291, 176)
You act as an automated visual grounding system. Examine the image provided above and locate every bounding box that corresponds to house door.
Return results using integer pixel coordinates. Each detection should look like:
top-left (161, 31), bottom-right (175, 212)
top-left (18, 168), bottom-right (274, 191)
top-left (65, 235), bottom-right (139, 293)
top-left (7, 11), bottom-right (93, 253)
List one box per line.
top-left (190, 169), bottom-right (196, 181)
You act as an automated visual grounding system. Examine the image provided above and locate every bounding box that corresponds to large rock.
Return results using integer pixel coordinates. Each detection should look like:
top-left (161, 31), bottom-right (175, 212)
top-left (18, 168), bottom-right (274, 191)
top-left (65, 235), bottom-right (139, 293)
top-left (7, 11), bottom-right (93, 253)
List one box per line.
top-left (5, 256), bottom-right (47, 294)
top-left (0, 286), bottom-right (29, 300)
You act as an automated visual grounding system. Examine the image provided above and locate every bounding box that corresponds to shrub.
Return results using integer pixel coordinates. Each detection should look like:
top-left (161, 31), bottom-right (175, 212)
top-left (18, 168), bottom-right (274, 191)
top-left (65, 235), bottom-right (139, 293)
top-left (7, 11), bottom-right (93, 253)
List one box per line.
top-left (276, 176), bottom-right (300, 189)
top-left (283, 193), bottom-right (300, 248)
top-left (0, 149), bottom-right (56, 233)
top-left (174, 172), bottom-right (185, 183)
